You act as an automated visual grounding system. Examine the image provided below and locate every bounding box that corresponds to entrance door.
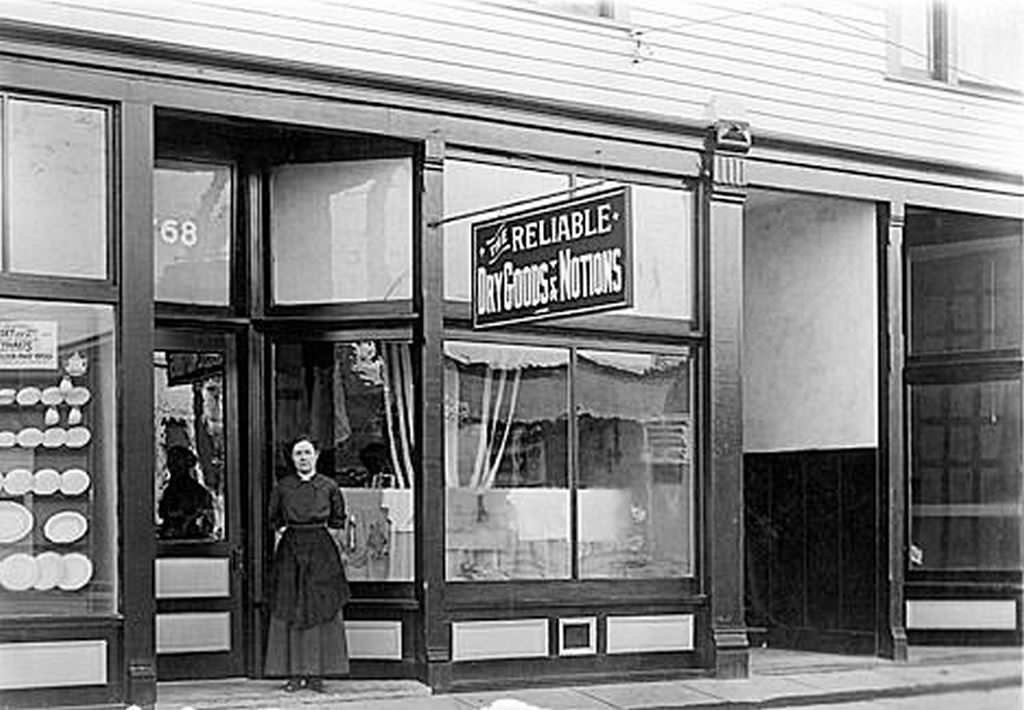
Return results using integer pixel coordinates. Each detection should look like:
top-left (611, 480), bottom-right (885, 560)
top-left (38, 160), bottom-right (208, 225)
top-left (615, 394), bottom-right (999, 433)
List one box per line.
top-left (153, 330), bottom-right (244, 679)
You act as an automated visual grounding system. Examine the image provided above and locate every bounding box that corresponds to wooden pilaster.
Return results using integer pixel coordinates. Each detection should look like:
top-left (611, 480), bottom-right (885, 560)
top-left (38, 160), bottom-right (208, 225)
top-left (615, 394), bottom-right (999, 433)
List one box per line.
top-left (415, 132), bottom-right (451, 690)
top-left (702, 119), bottom-right (751, 678)
top-left (878, 201), bottom-right (909, 661)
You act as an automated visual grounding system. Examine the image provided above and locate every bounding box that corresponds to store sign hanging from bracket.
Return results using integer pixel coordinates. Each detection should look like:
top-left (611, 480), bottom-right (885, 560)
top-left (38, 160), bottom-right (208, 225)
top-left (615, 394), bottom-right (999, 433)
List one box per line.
top-left (472, 186), bottom-right (633, 329)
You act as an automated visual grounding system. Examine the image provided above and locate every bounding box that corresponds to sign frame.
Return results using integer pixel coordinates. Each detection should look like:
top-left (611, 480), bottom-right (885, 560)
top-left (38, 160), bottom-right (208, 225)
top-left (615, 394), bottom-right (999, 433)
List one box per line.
top-left (471, 186), bottom-right (633, 329)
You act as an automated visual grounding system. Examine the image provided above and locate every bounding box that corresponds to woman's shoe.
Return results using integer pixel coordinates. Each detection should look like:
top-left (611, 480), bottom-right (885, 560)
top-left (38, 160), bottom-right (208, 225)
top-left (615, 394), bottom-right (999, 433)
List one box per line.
top-left (280, 678), bottom-right (303, 692)
top-left (307, 677), bottom-right (326, 693)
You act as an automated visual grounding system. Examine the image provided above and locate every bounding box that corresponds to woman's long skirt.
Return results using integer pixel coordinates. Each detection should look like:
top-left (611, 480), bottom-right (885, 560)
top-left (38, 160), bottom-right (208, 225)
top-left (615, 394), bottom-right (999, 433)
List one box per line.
top-left (265, 527), bottom-right (349, 676)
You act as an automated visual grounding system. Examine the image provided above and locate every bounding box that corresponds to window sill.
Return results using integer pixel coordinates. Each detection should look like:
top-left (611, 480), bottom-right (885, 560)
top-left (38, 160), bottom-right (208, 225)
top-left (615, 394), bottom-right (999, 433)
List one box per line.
top-left (885, 73), bottom-right (1024, 104)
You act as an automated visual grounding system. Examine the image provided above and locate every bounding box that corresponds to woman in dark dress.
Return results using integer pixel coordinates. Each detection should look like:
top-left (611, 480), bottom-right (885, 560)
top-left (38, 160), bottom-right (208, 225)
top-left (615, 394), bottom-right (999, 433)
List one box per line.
top-left (265, 435), bottom-right (349, 692)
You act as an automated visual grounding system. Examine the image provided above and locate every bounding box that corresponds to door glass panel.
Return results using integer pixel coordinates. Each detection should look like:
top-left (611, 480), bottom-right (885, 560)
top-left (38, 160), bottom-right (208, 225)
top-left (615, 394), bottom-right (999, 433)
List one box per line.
top-left (910, 379), bottom-right (1022, 570)
top-left (154, 351), bottom-right (226, 541)
top-left (154, 163), bottom-right (233, 305)
top-left (274, 340), bottom-right (416, 581)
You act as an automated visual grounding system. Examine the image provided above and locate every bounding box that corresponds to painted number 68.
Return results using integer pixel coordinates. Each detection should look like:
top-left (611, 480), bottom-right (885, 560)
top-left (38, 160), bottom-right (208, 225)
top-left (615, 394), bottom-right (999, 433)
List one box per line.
top-left (155, 218), bottom-right (199, 247)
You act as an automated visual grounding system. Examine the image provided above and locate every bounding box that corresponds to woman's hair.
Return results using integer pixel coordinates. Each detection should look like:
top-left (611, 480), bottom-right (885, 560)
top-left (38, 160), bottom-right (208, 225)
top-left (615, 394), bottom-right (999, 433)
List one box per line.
top-left (289, 433), bottom-right (319, 453)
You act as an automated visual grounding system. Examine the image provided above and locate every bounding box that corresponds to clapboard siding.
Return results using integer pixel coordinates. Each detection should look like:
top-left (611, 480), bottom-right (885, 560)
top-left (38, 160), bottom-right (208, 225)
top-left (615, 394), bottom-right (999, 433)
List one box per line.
top-left (3, 0), bottom-right (1020, 171)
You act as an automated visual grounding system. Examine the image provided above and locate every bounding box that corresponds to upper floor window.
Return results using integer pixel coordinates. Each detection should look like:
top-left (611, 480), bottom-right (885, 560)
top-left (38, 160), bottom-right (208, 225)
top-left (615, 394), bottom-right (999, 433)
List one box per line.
top-left (891, 0), bottom-right (1023, 94)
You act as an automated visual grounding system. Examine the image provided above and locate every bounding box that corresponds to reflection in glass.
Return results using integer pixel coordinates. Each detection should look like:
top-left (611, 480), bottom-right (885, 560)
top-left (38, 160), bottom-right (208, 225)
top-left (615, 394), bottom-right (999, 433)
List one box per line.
top-left (154, 163), bottom-right (232, 304)
top-left (154, 352), bottom-right (225, 541)
top-left (444, 342), bottom-right (570, 580)
top-left (271, 159), bottom-right (412, 304)
top-left (910, 379), bottom-right (1022, 570)
top-left (8, 99), bottom-right (108, 279)
top-left (0, 299), bottom-right (116, 615)
top-left (576, 350), bottom-right (693, 578)
top-left (274, 341), bottom-right (415, 581)
top-left (443, 160), bottom-right (694, 319)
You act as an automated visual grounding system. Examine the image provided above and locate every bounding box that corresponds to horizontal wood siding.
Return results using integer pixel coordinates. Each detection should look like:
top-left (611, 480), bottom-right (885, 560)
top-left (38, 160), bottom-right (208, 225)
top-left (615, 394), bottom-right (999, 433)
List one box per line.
top-left (3, 0), bottom-right (1021, 171)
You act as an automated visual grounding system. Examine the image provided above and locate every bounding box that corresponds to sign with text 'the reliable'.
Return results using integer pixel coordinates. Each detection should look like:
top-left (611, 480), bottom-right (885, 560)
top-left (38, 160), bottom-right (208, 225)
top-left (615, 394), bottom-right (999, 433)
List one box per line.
top-left (472, 187), bottom-right (632, 328)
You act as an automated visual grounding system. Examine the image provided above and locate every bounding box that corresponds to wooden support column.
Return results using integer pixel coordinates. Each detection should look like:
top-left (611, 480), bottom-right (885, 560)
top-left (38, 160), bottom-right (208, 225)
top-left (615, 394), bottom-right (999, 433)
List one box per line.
top-left (415, 132), bottom-right (451, 691)
top-left (702, 119), bottom-right (750, 678)
top-left (878, 201), bottom-right (909, 661)
top-left (120, 99), bottom-right (156, 707)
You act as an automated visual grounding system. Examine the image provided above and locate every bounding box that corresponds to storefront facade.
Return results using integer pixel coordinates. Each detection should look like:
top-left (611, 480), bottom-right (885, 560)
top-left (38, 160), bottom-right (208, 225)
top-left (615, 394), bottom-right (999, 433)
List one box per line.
top-left (0, 3), bottom-right (1020, 708)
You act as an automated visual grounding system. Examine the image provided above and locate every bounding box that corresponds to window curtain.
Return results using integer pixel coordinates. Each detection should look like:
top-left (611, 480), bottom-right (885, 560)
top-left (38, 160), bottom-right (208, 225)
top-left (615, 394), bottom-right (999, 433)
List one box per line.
top-left (381, 342), bottom-right (415, 489)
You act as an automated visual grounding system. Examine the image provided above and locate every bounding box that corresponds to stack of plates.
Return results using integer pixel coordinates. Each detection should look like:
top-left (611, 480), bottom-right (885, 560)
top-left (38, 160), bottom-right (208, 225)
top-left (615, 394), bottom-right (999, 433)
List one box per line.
top-left (41, 387), bottom-right (63, 406)
top-left (0, 552), bottom-right (94, 591)
top-left (0, 431), bottom-right (14, 448)
top-left (65, 427), bottom-right (91, 449)
top-left (16, 427), bottom-right (44, 448)
top-left (65, 387), bottom-right (91, 407)
top-left (33, 469), bottom-right (61, 496)
top-left (0, 388), bottom-right (15, 405)
top-left (42, 428), bottom-right (67, 448)
top-left (15, 387), bottom-right (41, 407)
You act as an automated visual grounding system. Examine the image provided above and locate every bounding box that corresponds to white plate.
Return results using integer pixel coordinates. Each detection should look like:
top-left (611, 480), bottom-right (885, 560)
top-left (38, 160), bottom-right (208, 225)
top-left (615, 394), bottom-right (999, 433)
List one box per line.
top-left (0, 553), bottom-right (38, 591)
top-left (0, 431), bottom-right (14, 448)
top-left (33, 468), bottom-right (61, 496)
top-left (33, 551), bottom-right (63, 591)
top-left (65, 427), bottom-right (91, 449)
top-left (59, 553), bottom-right (92, 591)
top-left (41, 387), bottom-right (64, 406)
top-left (3, 468), bottom-right (33, 496)
top-left (42, 427), bottom-right (67, 448)
top-left (0, 388), bottom-right (15, 405)
top-left (16, 427), bottom-right (43, 448)
top-left (60, 468), bottom-right (90, 496)
top-left (65, 387), bottom-right (91, 407)
top-left (0, 501), bottom-right (33, 543)
top-left (44, 510), bottom-right (88, 544)
top-left (16, 387), bottom-right (41, 406)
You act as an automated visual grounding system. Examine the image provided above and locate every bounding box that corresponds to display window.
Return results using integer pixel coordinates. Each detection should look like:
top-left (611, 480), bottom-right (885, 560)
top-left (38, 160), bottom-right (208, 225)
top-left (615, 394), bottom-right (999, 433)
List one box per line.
top-left (3, 96), bottom-right (109, 280)
top-left (443, 159), bottom-right (695, 321)
top-left (274, 339), bottom-right (415, 581)
top-left (269, 158), bottom-right (413, 304)
top-left (0, 299), bottom-right (117, 615)
top-left (444, 341), bottom-right (694, 581)
top-left (154, 161), bottom-right (233, 305)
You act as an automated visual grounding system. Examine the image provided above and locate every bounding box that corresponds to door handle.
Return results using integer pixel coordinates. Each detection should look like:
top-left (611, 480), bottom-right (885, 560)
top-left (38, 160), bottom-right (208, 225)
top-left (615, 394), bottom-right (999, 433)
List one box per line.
top-left (230, 545), bottom-right (245, 577)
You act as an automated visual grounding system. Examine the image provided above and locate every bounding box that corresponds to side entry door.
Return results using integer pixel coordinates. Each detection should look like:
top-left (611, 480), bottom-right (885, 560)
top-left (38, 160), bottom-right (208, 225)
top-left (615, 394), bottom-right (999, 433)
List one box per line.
top-left (153, 329), bottom-right (244, 679)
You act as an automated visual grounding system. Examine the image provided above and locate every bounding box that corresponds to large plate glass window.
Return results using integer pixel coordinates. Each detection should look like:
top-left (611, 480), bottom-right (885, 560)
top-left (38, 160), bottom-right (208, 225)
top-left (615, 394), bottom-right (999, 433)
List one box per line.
top-left (270, 159), bottom-right (413, 304)
top-left (443, 342), bottom-right (694, 581)
top-left (444, 342), bottom-right (570, 580)
top-left (4, 97), bottom-right (109, 279)
top-left (154, 162), bottom-right (233, 305)
top-left (273, 340), bottom-right (416, 581)
top-left (0, 299), bottom-right (117, 614)
top-left (444, 160), bottom-right (694, 321)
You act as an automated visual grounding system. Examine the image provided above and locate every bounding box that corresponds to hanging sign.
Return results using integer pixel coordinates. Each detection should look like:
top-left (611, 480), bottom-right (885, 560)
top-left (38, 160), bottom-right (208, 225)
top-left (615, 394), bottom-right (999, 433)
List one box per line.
top-left (472, 186), bottom-right (632, 329)
top-left (0, 321), bottom-right (59, 370)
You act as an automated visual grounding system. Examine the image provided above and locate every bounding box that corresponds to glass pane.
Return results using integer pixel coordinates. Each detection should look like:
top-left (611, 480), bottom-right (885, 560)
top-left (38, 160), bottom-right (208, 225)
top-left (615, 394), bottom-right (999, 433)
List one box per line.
top-left (910, 238), bottom-right (1022, 355)
top-left (154, 351), bottom-right (226, 541)
top-left (8, 99), bottom-right (108, 279)
top-left (910, 379), bottom-right (1022, 570)
top-left (444, 160), bottom-right (569, 301)
top-left (577, 350), bottom-right (693, 578)
top-left (444, 161), bottom-right (695, 320)
top-left (444, 341), bottom-right (570, 580)
top-left (274, 341), bottom-right (415, 582)
top-left (154, 163), bottom-right (232, 305)
top-left (271, 159), bottom-right (412, 304)
top-left (956, 0), bottom-right (1024, 89)
top-left (897, 0), bottom-right (931, 72)
top-left (0, 299), bottom-right (116, 615)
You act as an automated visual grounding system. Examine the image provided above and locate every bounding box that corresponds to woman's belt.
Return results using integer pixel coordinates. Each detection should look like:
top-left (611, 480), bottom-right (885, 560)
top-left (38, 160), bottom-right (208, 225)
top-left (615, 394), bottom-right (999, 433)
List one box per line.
top-left (286, 522), bottom-right (328, 529)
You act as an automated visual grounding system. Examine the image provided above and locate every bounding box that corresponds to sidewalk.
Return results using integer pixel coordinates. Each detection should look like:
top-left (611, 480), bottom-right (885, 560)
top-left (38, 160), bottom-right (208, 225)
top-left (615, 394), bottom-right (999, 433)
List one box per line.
top-left (155, 646), bottom-right (1023, 710)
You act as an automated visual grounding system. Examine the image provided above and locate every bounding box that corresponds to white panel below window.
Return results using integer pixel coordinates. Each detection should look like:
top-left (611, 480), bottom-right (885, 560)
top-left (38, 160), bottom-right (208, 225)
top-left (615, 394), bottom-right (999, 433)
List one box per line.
top-left (155, 557), bottom-right (230, 599)
top-left (346, 620), bottom-right (402, 659)
top-left (0, 640), bottom-right (106, 689)
top-left (157, 612), bottom-right (231, 653)
top-left (906, 600), bottom-right (1017, 630)
top-left (606, 614), bottom-right (694, 654)
top-left (452, 618), bottom-right (548, 661)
